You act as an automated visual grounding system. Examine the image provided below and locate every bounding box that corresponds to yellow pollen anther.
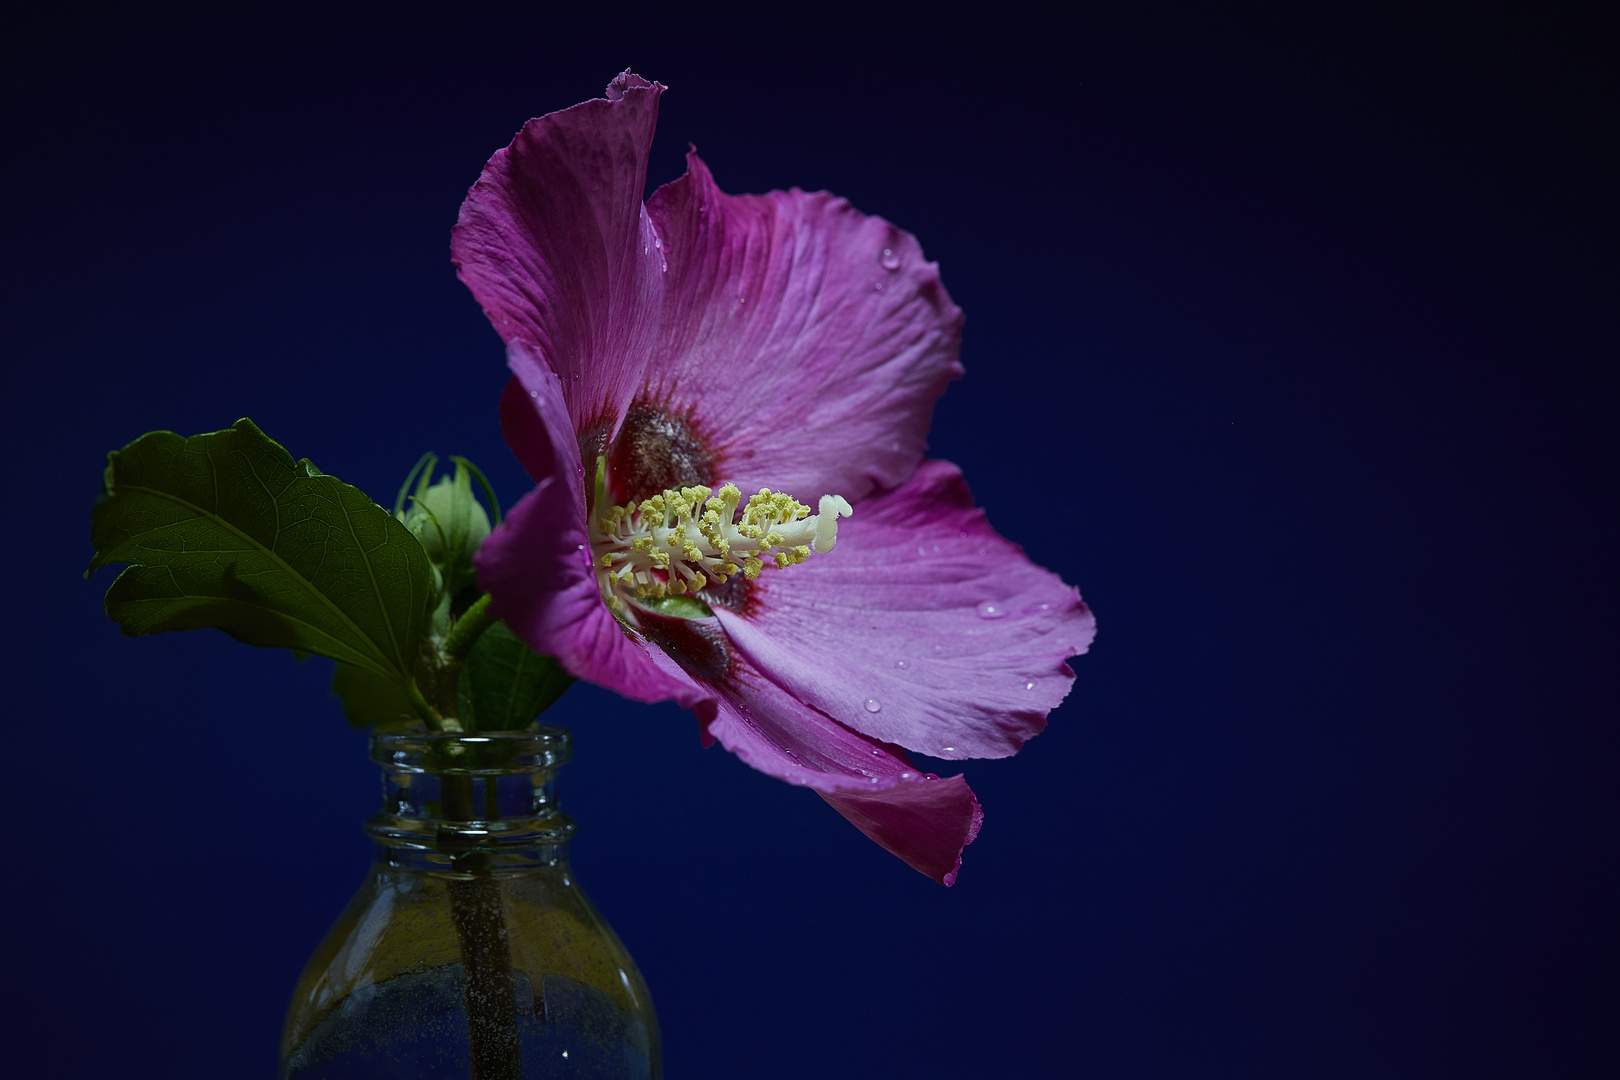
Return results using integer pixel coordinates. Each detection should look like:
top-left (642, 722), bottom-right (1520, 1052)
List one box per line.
top-left (590, 480), bottom-right (853, 611)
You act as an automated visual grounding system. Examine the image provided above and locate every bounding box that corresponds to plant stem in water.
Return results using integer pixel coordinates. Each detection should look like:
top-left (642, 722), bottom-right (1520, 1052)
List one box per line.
top-left (448, 871), bottom-right (522, 1080)
top-left (443, 773), bottom-right (522, 1080)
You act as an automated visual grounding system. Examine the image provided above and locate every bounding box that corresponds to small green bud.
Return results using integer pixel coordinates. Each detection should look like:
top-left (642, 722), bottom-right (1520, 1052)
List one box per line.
top-left (401, 462), bottom-right (492, 597)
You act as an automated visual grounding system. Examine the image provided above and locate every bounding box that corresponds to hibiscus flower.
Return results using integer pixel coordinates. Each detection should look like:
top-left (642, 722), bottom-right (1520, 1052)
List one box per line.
top-left (456, 72), bottom-right (1095, 885)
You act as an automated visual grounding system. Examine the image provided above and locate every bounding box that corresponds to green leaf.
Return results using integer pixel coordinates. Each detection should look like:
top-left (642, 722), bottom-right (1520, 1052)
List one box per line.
top-left (89, 418), bottom-right (433, 679)
top-left (332, 662), bottom-right (420, 728)
top-left (458, 621), bottom-right (574, 730)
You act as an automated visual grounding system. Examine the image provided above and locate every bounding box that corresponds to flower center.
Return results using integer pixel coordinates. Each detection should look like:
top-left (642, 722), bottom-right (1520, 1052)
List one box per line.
top-left (593, 481), bottom-right (852, 613)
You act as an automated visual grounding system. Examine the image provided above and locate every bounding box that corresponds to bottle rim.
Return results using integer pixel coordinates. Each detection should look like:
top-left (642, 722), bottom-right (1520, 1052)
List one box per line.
top-left (371, 722), bottom-right (571, 776)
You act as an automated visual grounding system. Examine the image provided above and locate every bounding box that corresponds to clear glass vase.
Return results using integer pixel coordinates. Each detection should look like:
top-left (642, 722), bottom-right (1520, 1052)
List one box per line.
top-left (281, 724), bottom-right (661, 1079)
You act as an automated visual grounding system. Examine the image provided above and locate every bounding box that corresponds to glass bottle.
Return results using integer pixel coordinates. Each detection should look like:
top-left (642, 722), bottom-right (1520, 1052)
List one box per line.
top-left (281, 724), bottom-right (661, 1079)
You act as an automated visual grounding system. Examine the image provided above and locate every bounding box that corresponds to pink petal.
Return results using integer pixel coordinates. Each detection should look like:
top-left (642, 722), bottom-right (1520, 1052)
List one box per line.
top-left (820, 779), bottom-right (984, 888)
top-left (642, 152), bottom-right (964, 505)
top-left (713, 459), bottom-right (1095, 760)
top-left (476, 346), bottom-right (710, 711)
top-left (702, 654), bottom-right (983, 885)
top-left (452, 71), bottom-right (667, 440)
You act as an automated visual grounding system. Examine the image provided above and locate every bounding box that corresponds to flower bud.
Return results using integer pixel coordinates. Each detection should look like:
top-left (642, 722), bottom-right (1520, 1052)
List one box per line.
top-left (401, 462), bottom-right (491, 597)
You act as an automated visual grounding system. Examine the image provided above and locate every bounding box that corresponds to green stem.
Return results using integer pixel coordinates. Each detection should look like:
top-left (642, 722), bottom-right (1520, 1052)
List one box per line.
top-left (445, 593), bottom-right (496, 660)
top-left (406, 677), bottom-right (443, 730)
top-left (423, 592), bottom-right (520, 1074)
top-left (443, 771), bottom-right (522, 1080)
top-left (447, 871), bottom-right (522, 1079)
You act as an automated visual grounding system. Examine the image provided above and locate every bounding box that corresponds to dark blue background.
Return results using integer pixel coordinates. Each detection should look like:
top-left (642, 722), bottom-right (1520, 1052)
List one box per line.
top-left (4, 4), bottom-right (1613, 1076)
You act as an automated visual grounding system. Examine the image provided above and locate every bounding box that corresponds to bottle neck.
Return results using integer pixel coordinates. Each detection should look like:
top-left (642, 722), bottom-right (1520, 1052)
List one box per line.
top-left (366, 725), bottom-right (576, 873)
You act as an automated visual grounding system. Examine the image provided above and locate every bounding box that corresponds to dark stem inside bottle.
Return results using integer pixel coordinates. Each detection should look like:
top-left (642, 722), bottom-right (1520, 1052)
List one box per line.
top-left (440, 769), bottom-right (523, 1080)
top-left (280, 725), bottom-right (661, 1079)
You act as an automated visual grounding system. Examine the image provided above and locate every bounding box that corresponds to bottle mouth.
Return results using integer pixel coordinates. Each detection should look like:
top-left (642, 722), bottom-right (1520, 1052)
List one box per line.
top-left (371, 722), bottom-right (571, 776)
top-left (367, 723), bottom-right (576, 868)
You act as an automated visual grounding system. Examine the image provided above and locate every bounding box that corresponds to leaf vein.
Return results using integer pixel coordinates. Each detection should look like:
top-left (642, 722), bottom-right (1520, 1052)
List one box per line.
top-left (121, 482), bottom-right (399, 675)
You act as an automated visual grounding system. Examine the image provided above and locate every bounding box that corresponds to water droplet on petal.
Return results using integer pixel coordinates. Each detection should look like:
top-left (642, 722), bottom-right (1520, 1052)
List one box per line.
top-left (943, 746), bottom-right (956, 752)
top-left (880, 248), bottom-right (901, 271)
top-left (1025, 681), bottom-right (1035, 690)
top-left (895, 659), bottom-right (909, 669)
top-left (871, 748), bottom-right (882, 756)
top-left (900, 771), bottom-right (914, 779)
top-left (873, 281), bottom-right (884, 291)
top-left (530, 390), bottom-right (538, 397)
top-left (976, 600), bottom-right (1007, 619)
top-left (864, 698), bottom-right (882, 713)
top-left (653, 236), bottom-right (662, 249)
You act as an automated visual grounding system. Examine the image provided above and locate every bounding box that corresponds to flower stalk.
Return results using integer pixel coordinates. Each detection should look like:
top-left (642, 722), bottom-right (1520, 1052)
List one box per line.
top-left (445, 593), bottom-right (496, 662)
top-left (440, 768), bottom-right (523, 1080)
top-left (446, 873), bottom-right (522, 1080)
top-left (410, 591), bottom-right (524, 1078)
